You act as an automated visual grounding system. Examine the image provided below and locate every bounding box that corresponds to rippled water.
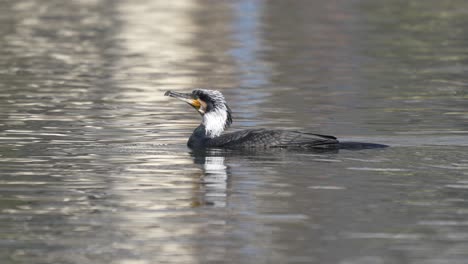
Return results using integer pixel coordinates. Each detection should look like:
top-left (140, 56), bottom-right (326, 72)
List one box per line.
top-left (1, 0), bottom-right (468, 263)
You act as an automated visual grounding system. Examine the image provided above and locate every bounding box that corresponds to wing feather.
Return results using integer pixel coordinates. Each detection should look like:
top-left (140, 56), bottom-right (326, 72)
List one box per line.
top-left (206, 129), bottom-right (338, 148)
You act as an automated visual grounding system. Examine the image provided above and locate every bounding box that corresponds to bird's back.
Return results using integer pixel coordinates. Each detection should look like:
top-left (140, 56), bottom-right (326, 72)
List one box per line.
top-left (205, 129), bottom-right (338, 149)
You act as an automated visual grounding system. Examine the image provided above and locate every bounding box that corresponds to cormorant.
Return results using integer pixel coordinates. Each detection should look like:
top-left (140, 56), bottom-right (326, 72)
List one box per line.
top-left (165, 89), bottom-right (340, 149)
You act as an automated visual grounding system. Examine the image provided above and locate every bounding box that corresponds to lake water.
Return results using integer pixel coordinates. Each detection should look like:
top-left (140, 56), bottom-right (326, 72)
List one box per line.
top-left (1, 0), bottom-right (468, 263)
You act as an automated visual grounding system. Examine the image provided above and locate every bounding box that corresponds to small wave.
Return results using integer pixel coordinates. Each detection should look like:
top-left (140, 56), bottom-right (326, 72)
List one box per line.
top-left (347, 167), bottom-right (408, 171)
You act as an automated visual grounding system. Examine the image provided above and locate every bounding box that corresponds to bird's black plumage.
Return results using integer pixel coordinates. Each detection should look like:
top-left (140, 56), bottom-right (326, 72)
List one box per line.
top-left (165, 89), bottom-right (339, 149)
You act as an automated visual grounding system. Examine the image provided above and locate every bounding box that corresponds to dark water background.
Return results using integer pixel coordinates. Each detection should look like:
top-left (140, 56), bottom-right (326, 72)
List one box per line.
top-left (1, 0), bottom-right (468, 263)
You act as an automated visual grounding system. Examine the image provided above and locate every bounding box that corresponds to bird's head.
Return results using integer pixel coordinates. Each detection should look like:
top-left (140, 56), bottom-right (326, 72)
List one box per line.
top-left (165, 89), bottom-right (232, 138)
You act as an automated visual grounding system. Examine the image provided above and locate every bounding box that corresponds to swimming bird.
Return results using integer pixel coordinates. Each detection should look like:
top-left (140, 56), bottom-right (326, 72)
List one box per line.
top-left (165, 89), bottom-right (340, 149)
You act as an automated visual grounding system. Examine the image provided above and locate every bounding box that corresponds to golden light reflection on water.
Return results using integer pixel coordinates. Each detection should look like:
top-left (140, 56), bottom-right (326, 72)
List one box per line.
top-left (115, 0), bottom-right (200, 96)
top-left (109, 1), bottom-right (238, 261)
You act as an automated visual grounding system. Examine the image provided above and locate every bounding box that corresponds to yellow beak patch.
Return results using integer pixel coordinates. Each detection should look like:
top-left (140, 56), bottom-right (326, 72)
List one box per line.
top-left (190, 99), bottom-right (201, 109)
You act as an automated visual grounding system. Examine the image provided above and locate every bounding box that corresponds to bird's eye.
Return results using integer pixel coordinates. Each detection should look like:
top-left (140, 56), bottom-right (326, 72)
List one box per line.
top-left (193, 94), bottom-right (199, 99)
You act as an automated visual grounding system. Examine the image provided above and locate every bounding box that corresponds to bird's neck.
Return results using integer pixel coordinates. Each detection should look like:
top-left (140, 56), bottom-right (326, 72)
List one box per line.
top-left (188, 124), bottom-right (209, 148)
top-left (202, 109), bottom-right (227, 138)
top-left (191, 124), bottom-right (208, 138)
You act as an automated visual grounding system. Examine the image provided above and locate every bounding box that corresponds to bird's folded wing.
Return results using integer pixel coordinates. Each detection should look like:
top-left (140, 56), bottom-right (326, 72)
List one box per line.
top-left (207, 129), bottom-right (338, 148)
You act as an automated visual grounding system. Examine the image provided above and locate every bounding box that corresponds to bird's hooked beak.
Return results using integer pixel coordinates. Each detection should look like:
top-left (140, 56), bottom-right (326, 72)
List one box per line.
top-left (165, 90), bottom-right (206, 114)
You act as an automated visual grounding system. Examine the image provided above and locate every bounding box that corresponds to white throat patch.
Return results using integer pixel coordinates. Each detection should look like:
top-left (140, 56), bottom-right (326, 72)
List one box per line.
top-left (203, 107), bottom-right (228, 138)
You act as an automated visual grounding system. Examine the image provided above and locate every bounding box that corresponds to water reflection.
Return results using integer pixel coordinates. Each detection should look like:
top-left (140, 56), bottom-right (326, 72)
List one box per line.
top-left (115, 0), bottom-right (201, 93)
top-left (192, 150), bottom-right (230, 207)
top-left (1, 0), bottom-right (468, 263)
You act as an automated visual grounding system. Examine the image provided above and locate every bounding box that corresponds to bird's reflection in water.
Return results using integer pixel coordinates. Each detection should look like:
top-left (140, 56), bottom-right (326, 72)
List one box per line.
top-left (191, 149), bottom-right (231, 208)
top-left (188, 143), bottom-right (388, 207)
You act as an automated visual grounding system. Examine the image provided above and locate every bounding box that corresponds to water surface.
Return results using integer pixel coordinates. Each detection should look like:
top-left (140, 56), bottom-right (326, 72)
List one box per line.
top-left (1, 0), bottom-right (468, 263)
